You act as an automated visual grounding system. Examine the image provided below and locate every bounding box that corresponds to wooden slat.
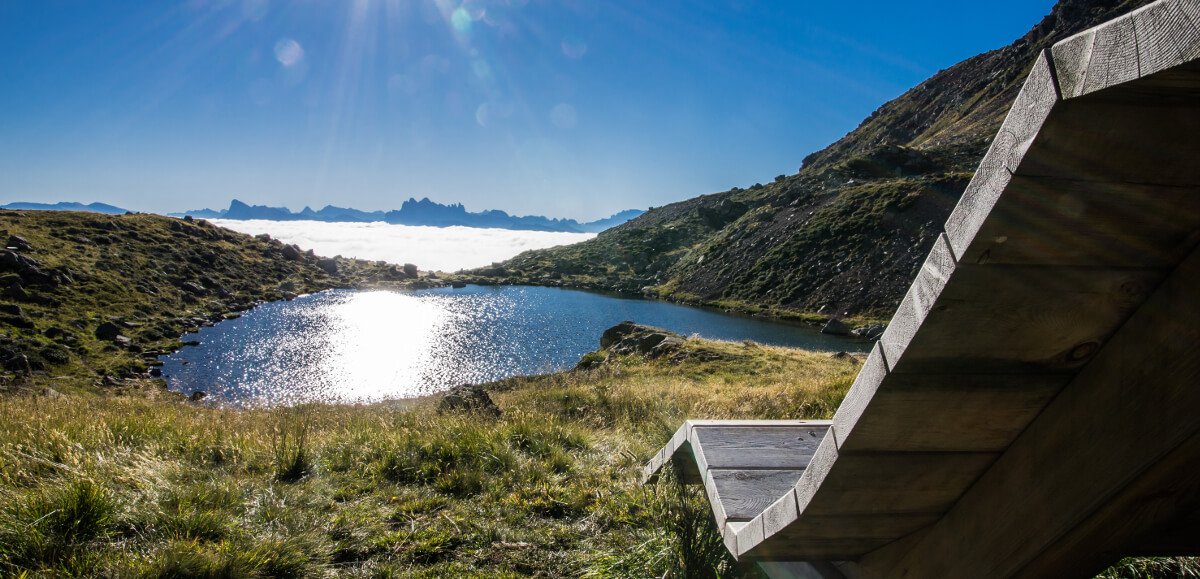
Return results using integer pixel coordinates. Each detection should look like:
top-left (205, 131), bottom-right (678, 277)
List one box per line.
top-left (956, 176), bottom-right (1200, 268)
top-left (799, 453), bottom-right (998, 516)
top-left (1082, 12), bottom-right (1141, 95)
top-left (855, 243), bottom-right (1200, 578)
top-left (692, 425), bottom-right (827, 470)
top-left (752, 513), bottom-right (942, 560)
top-left (945, 51), bottom-right (1060, 257)
top-left (834, 374), bottom-right (1067, 453)
top-left (1134, 0), bottom-right (1200, 77)
top-left (887, 263), bottom-right (1161, 374)
top-left (708, 469), bottom-right (806, 521)
top-left (878, 234), bottom-right (956, 365)
top-left (830, 343), bottom-right (890, 449)
top-left (1052, 29), bottom-right (1097, 99)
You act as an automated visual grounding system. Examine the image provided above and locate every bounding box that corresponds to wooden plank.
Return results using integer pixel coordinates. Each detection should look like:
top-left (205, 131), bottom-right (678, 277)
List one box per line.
top-left (1081, 12), bottom-right (1141, 95)
top-left (888, 263), bottom-right (1162, 375)
top-left (945, 51), bottom-right (1060, 258)
top-left (955, 175), bottom-right (1200, 268)
top-left (855, 243), bottom-right (1200, 578)
top-left (830, 343), bottom-right (889, 450)
top-left (800, 452), bottom-right (998, 517)
top-left (879, 234), bottom-right (956, 365)
top-left (1052, 29), bottom-right (1097, 99)
top-left (1134, 0), bottom-right (1200, 77)
top-left (1014, 97), bottom-right (1200, 187)
top-left (1014, 430), bottom-right (1200, 577)
top-left (709, 469), bottom-right (806, 522)
top-left (693, 425), bottom-right (828, 470)
top-left (835, 374), bottom-right (1067, 453)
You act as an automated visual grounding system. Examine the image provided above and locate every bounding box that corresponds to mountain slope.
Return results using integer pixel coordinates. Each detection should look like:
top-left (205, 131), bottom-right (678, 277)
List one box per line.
top-left (471, 0), bottom-right (1155, 318)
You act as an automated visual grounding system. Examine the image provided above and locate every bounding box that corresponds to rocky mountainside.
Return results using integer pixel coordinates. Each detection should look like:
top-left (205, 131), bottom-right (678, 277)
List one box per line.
top-left (470, 0), bottom-right (1155, 319)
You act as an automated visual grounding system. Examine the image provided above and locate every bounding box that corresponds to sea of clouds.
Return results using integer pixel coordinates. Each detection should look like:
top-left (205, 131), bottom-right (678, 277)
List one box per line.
top-left (210, 219), bottom-right (596, 272)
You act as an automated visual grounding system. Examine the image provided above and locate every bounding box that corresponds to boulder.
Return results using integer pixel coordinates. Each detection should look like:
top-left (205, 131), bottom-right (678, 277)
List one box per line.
top-left (6, 235), bottom-right (31, 251)
top-left (821, 317), bottom-right (852, 336)
top-left (95, 321), bottom-right (123, 340)
top-left (438, 383), bottom-right (501, 417)
top-left (281, 244), bottom-right (303, 261)
top-left (851, 323), bottom-right (886, 341)
top-left (599, 321), bottom-right (685, 358)
top-left (180, 281), bottom-right (207, 295)
top-left (402, 263), bottom-right (419, 277)
top-left (189, 390), bottom-right (208, 402)
top-left (317, 258), bottom-right (338, 275)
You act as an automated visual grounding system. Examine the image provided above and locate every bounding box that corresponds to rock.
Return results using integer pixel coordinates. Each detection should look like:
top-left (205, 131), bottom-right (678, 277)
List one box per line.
top-left (438, 383), bottom-right (501, 417)
top-left (851, 323), bottom-right (886, 341)
top-left (0, 303), bottom-right (23, 317)
top-left (95, 321), bottom-right (123, 340)
top-left (403, 263), bottom-right (419, 277)
top-left (451, 282), bottom-right (467, 289)
top-left (278, 281), bottom-right (298, 293)
top-left (317, 258), bottom-right (338, 275)
top-left (180, 281), bottom-right (207, 295)
top-left (281, 244), bottom-right (303, 261)
top-left (149, 367), bottom-right (162, 377)
top-left (599, 321), bottom-right (685, 358)
top-left (821, 317), bottom-right (852, 336)
top-left (0, 250), bottom-right (52, 285)
top-left (41, 387), bottom-right (64, 398)
top-left (6, 235), bottom-right (31, 251)
top-left (113, 335), bottom-right (133, 348)
top-left (189, 390), bottom-right (208, 402)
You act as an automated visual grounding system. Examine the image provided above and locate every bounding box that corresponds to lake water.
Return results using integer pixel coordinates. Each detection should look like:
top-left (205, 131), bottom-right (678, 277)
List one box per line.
top-left (159, 285), bottom-right (869, 406)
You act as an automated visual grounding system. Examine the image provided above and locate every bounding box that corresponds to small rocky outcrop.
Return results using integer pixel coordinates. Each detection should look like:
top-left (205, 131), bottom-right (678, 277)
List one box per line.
top-left (95, 321), bottom-right (123, 341)
top-left (438, 383), bottom-right (501, 417)
top-left (821, 318), bottom-right (852, 336)
top-left (281, 244), bottom-right (303, 261)
top-left (599, 321), bottom-right (685, 358)
top-left (402, 263), bottom-right (419, 277)
top-left (6, 235), bottom-right (31, 251)
top-left (852, 323), bottom-right (886, 340)
top-left (317, 258), bottom-right (338, 275)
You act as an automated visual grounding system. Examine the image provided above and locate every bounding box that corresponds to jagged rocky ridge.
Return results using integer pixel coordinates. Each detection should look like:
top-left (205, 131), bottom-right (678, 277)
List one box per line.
top-left (177, 198), bottom-right (644, 234)
top-left (469, 0), bottom-right (1156, 318)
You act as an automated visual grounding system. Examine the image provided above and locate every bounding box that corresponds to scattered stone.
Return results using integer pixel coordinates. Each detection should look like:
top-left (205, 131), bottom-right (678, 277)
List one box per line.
top-left (281, 244), bottom-right (303, 261)
top-left (0, 303), bottom-right (23, 316)
top-left (180, 281), bottom-right (207, 295)
top-left (6, 235), bottom-right (31, 251)
top-left (41, 387), bottom-right (64, 398)
top-left (113, 335), bottom-right (133, 348)
top-left (189, 390), bottom-right (208, 402)
top-left (403, 263), bottom-right (419, 277)
top-left (451, 282), bottom-right (467, 289)
top-left (851, 323), bottom-right (886, 341)
top-left (830, 351), bottom-right (851, 359)
top-left (149, 367), bottom-right (162, 377)
top-left (95, 321), bottom-right (123, 340)
top-left (821, 317), bottom-right (852, 336)
top-left (317, 258), bottom-right (338, 275)
top-left (438, 383), bottom-right (501, 417)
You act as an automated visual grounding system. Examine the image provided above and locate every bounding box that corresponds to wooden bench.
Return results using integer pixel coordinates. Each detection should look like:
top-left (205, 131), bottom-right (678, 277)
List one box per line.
top-left (644, 1), bottom-right (1200, 577)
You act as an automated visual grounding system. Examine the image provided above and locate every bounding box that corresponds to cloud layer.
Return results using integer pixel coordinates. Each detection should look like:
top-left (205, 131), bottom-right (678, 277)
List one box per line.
top-left (211, 219), bottom-right (595, 272)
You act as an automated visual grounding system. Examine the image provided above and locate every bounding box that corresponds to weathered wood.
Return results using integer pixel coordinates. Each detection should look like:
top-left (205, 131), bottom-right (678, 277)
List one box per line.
top-left (945, 51), bottom-right (1060, 257)
top-left (693, 425), bottom-right (827, 470)
top-left (830, 343), bottom-right (889, 449)
top-left (799, 452), bottom-right (998, 516)
top-left (1082, 11), bottom-right (1141, 95)
top-left (834, 374), bottom-right (1067, 453)
top-left (1052, 29), bottom-right (1097, 99)
top-left (888, 263), bottom-right (1160, 374)
top-left (1134, 0), bottom-right (1200, 77)
top-left (749, 514), bottom-right (942, 561)
top-left (1015, 96), bottom-right (1200, 187)
top-left (878, 234), bottom-right (956, 366)
top-left (956, 175), bottom-right (1200, 268)
top-left (708, 469), bottom-right (806, 522)
top-left (1014, 430), bottom-right (1200, 577)
top-left (855, 244), bottom-right (1200, 578)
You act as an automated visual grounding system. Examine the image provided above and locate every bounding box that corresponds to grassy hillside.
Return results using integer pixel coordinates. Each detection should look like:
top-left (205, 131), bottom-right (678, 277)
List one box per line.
top-left (466, 0), bottom-right (1156, 320)
top-left (0, 210), bottom-right (423, 395)
top-left (0, 337), bottom-right (861, 577)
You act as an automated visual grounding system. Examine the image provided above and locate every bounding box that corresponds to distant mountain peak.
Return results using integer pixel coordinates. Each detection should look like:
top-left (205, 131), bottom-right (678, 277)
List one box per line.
top-left (171, 198), bottom-right (643, 233)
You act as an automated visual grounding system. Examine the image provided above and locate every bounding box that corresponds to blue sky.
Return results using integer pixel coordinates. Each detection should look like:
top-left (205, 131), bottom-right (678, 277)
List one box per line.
top-left (0, 0), bottom-right (1055, 220)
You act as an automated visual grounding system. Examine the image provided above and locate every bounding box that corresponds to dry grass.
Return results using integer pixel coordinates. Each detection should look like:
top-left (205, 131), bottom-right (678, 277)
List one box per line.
top-left (0, 339), bottom-right (859, 577)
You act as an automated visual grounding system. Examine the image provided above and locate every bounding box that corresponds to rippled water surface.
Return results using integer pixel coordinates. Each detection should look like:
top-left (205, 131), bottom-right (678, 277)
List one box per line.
top-left (160, 286), bottom-right (869, 406)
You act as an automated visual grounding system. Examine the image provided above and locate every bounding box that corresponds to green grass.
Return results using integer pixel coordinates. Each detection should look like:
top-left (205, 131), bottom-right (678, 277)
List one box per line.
top-left (0, 339), bottom-right (860, 577)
